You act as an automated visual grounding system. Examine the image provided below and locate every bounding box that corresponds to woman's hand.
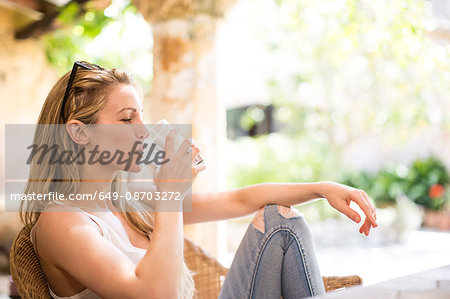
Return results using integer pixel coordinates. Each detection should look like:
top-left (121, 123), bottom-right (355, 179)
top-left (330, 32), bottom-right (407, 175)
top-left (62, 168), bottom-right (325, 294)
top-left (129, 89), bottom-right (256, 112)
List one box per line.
top-left (189, 141), bottom-right (206, 176)
top-left (320, 181), bottom-right (378, 236)
top-left (155, 129), bottom-right (206, 197)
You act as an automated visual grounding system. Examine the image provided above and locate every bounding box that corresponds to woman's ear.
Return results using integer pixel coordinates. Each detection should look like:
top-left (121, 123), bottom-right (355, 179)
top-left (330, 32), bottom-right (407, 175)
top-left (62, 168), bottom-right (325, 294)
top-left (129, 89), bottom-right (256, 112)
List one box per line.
top-left (65, 120), bottom-right (90, 145)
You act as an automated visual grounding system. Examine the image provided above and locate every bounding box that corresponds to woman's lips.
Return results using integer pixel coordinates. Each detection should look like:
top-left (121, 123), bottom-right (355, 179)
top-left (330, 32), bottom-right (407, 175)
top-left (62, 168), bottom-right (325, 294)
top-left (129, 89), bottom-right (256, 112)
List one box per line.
top-left (137, 151), bottom-right (144, 160)
top-left (136, 145), bottom-right (145, 160)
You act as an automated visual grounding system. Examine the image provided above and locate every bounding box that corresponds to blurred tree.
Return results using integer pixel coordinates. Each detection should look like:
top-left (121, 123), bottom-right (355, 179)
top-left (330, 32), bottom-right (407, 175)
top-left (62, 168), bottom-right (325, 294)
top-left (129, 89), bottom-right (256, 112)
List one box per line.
top-left (41, 0), bottom-right (152, 92)
top-left (227, 0), bottom-right (450, 195)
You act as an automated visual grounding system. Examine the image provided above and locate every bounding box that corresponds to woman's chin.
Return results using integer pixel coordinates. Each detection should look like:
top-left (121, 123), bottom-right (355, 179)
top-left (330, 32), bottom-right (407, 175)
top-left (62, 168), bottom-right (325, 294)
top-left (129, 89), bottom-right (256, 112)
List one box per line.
top-left (126, 164), bottom-right (143, 173)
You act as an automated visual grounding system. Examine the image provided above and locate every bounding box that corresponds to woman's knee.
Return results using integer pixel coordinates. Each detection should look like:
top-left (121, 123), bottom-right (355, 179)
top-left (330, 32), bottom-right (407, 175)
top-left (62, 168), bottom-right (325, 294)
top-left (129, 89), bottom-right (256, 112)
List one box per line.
top-left (276, 204), bottom-right (303, 219)
top-left (251, 205), bottom-right (267, 233)
top-left (251, 204), bottom-right (305, 234)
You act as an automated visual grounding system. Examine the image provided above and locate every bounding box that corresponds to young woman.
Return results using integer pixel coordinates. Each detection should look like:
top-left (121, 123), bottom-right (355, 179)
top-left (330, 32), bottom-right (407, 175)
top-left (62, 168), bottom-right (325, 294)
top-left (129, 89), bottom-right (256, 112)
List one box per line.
top-left (20, 61), bottom-right (377, 299)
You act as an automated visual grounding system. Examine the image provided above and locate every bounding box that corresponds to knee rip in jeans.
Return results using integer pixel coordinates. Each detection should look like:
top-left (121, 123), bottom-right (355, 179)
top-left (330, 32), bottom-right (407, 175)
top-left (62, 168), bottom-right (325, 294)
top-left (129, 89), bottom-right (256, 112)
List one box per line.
top-left (251, 204), bottom-right (301, 233)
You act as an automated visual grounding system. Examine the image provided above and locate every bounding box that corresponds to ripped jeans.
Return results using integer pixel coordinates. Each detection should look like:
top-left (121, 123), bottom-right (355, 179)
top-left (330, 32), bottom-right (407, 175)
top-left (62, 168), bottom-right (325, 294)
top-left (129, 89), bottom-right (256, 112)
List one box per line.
top-left (218, 204), bottom-right (325, 299)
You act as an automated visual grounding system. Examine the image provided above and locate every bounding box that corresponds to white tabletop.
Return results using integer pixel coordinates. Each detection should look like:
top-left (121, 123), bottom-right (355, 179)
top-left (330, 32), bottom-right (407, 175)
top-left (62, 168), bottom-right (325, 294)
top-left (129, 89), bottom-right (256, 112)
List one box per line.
top-left (313, 264), bottom-right (450, 299)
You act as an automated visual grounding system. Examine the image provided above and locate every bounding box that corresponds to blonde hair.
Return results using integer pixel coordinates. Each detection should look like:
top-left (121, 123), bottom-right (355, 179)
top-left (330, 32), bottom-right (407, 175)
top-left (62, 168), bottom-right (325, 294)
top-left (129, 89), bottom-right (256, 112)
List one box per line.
top-left (20, 62), bottom-right (195, 298)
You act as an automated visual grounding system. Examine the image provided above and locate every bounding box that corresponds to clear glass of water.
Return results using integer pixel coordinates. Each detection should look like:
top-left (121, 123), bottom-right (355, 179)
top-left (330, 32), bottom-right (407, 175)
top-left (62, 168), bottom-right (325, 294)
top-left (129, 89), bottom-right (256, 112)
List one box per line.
top-left (149, 119), bottom-right (204, 165)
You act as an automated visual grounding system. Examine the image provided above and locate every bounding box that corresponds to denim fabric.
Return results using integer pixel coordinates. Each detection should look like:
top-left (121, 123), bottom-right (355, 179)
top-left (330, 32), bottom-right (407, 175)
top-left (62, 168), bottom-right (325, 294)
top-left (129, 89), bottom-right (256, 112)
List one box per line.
top-left (218, 204), bottom-right (325, 299)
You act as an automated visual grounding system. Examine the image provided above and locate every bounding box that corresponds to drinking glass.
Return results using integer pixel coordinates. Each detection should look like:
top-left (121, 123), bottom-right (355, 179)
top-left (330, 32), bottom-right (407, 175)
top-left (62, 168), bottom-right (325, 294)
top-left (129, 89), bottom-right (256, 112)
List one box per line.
top-left (148, 119), bottom-right (204, 165)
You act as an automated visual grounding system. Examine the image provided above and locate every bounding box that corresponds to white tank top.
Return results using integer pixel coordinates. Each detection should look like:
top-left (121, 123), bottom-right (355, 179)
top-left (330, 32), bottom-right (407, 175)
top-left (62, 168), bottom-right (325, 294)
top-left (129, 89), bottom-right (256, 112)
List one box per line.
top-left (29, 207), bottom-right (147, 299)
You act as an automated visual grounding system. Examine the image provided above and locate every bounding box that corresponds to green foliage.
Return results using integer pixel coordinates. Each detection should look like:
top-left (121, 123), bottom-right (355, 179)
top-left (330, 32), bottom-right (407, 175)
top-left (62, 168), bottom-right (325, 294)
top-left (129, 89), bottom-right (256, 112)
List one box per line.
top-left (226, 133), bottom-right (341, 189)
top-left (42, 2), bottom-right (115, 73)
top-left (341, 167), bottom-right (405, 208)
top-left (341, 157), bottom-right (450, 211)
top-left (40, 0), bottom-right (152, 92)
top-left (226, 0), bottom-right (450, 210)
top-left (262, 0), bottom-right (450, 136)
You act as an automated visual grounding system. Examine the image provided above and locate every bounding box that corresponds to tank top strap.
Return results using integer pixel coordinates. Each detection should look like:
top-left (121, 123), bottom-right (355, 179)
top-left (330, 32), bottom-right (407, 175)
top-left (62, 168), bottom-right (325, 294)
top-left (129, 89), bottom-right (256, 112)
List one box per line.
top-left (70, 207), bottom-right (110, 239)
top-left (29, 207), bottom-right (108, 256)
top-left (48, 281), bottom-right (96, 299)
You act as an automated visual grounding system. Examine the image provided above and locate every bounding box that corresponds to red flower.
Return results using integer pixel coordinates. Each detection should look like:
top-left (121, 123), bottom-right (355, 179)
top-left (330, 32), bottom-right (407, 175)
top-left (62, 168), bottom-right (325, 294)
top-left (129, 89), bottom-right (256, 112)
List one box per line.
top-left (429, 184), bottom-right (445, 198)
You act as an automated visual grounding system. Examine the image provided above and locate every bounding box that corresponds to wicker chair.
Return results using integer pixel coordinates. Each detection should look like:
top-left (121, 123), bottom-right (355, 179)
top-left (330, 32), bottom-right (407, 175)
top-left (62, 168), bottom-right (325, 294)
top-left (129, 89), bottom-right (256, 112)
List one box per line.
top-left (10, 226), bottom-right (362, 299)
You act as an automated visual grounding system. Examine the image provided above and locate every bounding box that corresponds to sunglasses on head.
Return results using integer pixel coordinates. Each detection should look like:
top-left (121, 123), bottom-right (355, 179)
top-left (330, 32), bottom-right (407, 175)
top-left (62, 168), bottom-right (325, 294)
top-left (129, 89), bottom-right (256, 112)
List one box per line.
top-left (60, 61), bottom-right (105, 123)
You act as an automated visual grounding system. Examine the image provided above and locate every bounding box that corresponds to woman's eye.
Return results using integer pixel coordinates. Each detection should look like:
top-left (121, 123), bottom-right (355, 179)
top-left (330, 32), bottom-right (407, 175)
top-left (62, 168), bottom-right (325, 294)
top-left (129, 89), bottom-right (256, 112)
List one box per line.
top-left (121, 118), bottom-right (132, 123)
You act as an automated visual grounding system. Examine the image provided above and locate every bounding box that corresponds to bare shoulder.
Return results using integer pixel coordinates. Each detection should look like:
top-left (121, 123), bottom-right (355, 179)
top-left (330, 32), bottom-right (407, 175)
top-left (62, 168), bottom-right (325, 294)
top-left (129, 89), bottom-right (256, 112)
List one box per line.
top-left (35, 205), bottom-right (102, 266)
top-left (37, 205), bottom-right (102, 235)
top-left (35, 204), bottom-right (141, 298)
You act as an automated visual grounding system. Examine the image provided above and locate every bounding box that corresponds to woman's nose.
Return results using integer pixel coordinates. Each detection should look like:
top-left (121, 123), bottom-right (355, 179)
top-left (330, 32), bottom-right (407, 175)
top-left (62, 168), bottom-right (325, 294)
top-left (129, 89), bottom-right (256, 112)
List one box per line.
top-left (138, 124), bottom-right (150, 141)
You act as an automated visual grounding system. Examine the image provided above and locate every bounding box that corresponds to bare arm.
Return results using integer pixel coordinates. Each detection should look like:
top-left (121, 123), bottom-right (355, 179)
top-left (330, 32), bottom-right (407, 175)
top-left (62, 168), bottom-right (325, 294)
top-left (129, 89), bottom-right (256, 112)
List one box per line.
top-left (186, 181), bottom-right (378, 235)
top-left (135, 210), bottom-right (184, 298)
top-left (126, 184), bottom-right (244, 225)
top-left (38, 205), bottom-right (184, 299)
top-left (179, 182), bottom-right (324, 224)
top-left (234, 182), bottom-right (326, 210)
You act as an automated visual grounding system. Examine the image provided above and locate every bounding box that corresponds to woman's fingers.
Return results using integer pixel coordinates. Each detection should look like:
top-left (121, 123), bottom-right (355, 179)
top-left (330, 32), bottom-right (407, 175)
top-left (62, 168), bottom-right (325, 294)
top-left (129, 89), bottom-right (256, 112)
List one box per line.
top-left (189, 144), bottom-right (205, 176)
top-left (192, 161), bottom-right (206, 176)
top-left (178, 138), bottom-right (193, 156)
top-left (327, 185), bottom-right (377, 235)
top-left (352, 191), bottom-right (378, 227)
top-left (333, 197), bottom-right (373, 235)
top-left (334, 202), bottom-right (361, 223)
top-left (360, 190), bottom-right (377, 224)
top-left (359, 218), bottom-right (371, 236)
top-left (190, 146), bottom-right (200, 164)
top-left (164, 129), bottom-right (177, 157)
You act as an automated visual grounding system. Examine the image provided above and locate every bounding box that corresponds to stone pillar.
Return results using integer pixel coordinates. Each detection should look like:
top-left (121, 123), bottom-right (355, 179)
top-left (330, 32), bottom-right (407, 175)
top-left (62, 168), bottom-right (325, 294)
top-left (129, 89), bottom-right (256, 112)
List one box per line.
top-left (132, 0), bottom-right (236, 257)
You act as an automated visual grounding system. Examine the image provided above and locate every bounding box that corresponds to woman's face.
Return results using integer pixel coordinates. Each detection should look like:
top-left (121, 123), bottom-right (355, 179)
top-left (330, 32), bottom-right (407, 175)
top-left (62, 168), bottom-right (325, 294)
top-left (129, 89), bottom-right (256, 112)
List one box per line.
top-left (85, 84), bottom-right (149, 174)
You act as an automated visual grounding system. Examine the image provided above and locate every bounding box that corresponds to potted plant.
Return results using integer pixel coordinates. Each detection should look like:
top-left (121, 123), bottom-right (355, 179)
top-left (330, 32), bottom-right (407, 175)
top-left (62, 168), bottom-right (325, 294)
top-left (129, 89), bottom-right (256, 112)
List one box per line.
top-left (402, 157), bottom-right (450, 231)
top-left (341, 157), bottom-right (450, 233)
